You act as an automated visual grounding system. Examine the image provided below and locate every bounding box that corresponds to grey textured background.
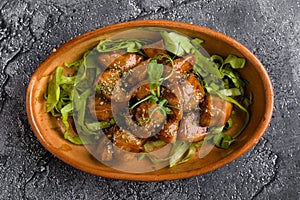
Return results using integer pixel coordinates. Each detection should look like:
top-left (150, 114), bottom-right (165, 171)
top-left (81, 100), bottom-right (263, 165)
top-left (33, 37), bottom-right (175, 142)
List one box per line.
top-left (0, 0), bottom-right (299, 199)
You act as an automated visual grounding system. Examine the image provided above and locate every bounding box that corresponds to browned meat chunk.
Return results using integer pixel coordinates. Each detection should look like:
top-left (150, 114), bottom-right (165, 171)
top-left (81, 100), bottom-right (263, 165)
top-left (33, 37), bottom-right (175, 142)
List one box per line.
top-left (89, 95), bottom-right (113, 121)
top-left (135, 84), bottom-right (151, 100)
top-left (96, 52), bottom-right (144, 100)
top-left (158, 119), bottom-right (179, 143)
top-left (134, 101), bottom-right (166, 129)
top-left (163, 55), bottom-right (195, 82)
top-left (179, 73), bottom-right (205, 112)
top-left (98, 51), bottom-right (143, 71)
top-left (142, 40), bottom-right (167, 58)
top-left (173, 54), bottom-right (195, 73)
top-left (161, 86), bottom-right (183, 121)
top-left (120, 60), bottom-right (149, 89)
top-left (157, 87), bottom-right (183, 143)
top-left (113, 128), bottom-right (144, 153)
top-left (200, 94), bottom-right (233, 127)
top-left (178, 112), bottom-right (208, 142)
top-left (118, 100), bottom-right (167, 139)
top-left (110, 53), bottom-right (144, 72)
top-left (96, 68), bottom-right (121, 100)
top-left (97, 50), bottom-right (124, 69)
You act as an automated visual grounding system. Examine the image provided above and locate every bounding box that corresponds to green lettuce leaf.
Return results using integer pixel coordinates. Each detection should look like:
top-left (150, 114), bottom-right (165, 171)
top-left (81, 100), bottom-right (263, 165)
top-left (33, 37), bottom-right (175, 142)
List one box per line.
top-left (223, 54), bottom-right (246, 69)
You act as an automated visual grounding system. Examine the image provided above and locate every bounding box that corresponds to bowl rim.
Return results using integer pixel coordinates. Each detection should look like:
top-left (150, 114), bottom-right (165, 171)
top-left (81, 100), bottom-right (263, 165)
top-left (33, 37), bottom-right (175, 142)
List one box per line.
top-left (26, 19), bottom-right (274, 181)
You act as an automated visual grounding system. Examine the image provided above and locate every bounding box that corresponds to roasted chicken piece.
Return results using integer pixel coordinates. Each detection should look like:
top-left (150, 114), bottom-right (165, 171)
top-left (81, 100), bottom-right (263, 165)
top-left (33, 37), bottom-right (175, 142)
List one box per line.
top-left (161, 86), bottom-right (183, 121)
top-left (173, 54), bottom-right (195, 73)
top-left (158, 119), bottom-right (179, 143)
top-left (135, 84), bottom-right (151, 100)
top-left (200, 94), bottom-right (233, 127)
top-left (120, 60), bottom-right (149, 90)
top-left (96, 53), bottom-right (144, 100)
top-left (113, 128), bottom-right (144, 153)
top-left (111, 126), bottom-right (145, 162)
top-left (179, 73), bottom-right (205, 112)
top-left (97, 50), bottom-right (124, 69)
top-left (89, 95), bottom-right (113, 121)
top-left (157, 87), bottom-right (183, 143)
top-left (115, 100), bottom-right (166, 139)
top-left (134, 101), bottom-right (166, 131)
top-left (110, 53), bottom-right (144, 72)
top-left (163, 56), bottom-right (204, 112)
top-left (142, 40), bottom-right (167, 58)
top-left (178, 112), bottom-right (208, 142)
top-left (164, 54), bottom-right (196, 80)
top-left (96, 68), bottom-right (121, 100)
top-left (98, 51), bottom-right (143, 71)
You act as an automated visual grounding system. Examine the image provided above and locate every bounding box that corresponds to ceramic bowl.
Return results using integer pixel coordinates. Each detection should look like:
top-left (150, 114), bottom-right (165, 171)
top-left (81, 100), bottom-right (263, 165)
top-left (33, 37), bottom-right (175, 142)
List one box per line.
top-left (26, 20), bottom-right (273, 181)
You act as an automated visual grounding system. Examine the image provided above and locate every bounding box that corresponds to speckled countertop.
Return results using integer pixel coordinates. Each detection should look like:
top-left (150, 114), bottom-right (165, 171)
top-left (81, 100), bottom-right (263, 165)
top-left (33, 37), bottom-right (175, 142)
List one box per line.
top-left (0, 0), bottom-right (299, 199)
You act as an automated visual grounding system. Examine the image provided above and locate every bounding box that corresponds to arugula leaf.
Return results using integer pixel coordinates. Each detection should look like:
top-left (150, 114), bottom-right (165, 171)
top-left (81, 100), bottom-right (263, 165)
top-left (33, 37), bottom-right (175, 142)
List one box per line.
top-left (144, 140), bottom-right (166, 152)
top-left (146, 140), bottom-right (202, 166)
top-left (218, 88), bottom-right (242, 96)
top-left (148, 95), bottom-right (159, 104)
top-left (193, 50), bottom-right (222, 82)
top-left (129, 95), bottom-right (154, 111)
top-left (174, 141), bottom-right (203, 166)
top-left (213, 91), bottom-right (250, 139)
top-left (220, 65), bottom-right (246, 90)
top-left (156, 98), bottom-right (174, 116)
top-left (84, 119), bottom-right (116, 131)
top-left (210, 54), bottom-right (224, 68)
top-left (223, 54), bottom-right (246, 69)
top-left (205, 125), bottom-right (235, 150)
top-left (60, 103), bottom-right (84, 145)
top-left (46, 64), bottom-right (76, 121)
top-left (96, 39), bottom-right (148, 53)
top-left (213, 132), bottom-right (235, 149)
top-left (161, 31), bottom-right (193, 56)
top-left (61, 103), bottom-right (73, 130)
top-left (63, 60), bottom-right (81, 68)
top-left (46, 49), bottom-right (117, 145)
top-left (225, 118), bottom-right (233, 130)
top-left (169, 141), bottom-right (191, 167)
top-left (161, 31), bottom-right (222, 84)
top-left (46, 67), bottom-right (63, 112)
top-left (191, 38), bottom-right (204, 48)
top-left (64, 132), bottom-right (83, 145)
top-left (147, 59), bottom-right (164, 91)
top-left (204, 53), bottom-right (250, 144)
top-left (147, 98), bottom-right (173, 120)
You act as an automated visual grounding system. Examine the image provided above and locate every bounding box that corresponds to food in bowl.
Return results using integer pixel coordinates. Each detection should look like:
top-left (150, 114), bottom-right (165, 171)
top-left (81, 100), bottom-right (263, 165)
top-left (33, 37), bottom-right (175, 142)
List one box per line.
top-left (44, 27), bottom-right (252, 170)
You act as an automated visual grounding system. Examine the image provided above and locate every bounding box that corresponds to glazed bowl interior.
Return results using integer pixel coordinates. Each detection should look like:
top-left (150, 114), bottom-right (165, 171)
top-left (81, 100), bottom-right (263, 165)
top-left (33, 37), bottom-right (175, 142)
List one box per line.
top-left (26, 20), bottom-right (273, 181)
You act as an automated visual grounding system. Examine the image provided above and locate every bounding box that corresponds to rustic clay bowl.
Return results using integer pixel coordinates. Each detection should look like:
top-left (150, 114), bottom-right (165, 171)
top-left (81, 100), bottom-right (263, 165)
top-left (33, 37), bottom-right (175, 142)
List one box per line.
top-left (26, 20), bottom-right (274, 181)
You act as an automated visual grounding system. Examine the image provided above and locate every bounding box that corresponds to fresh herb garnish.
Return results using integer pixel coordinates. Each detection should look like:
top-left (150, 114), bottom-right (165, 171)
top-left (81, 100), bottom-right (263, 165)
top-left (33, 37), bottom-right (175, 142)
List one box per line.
top-left (129, 54), bottom-right (176, 119)
top-left (147, 59), bottom-right (164, 97)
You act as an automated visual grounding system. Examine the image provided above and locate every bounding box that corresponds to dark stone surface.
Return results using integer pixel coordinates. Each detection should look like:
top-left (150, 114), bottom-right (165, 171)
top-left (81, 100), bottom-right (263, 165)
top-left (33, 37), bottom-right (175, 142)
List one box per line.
top-left (0, 0), bottom-right (299, 199)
